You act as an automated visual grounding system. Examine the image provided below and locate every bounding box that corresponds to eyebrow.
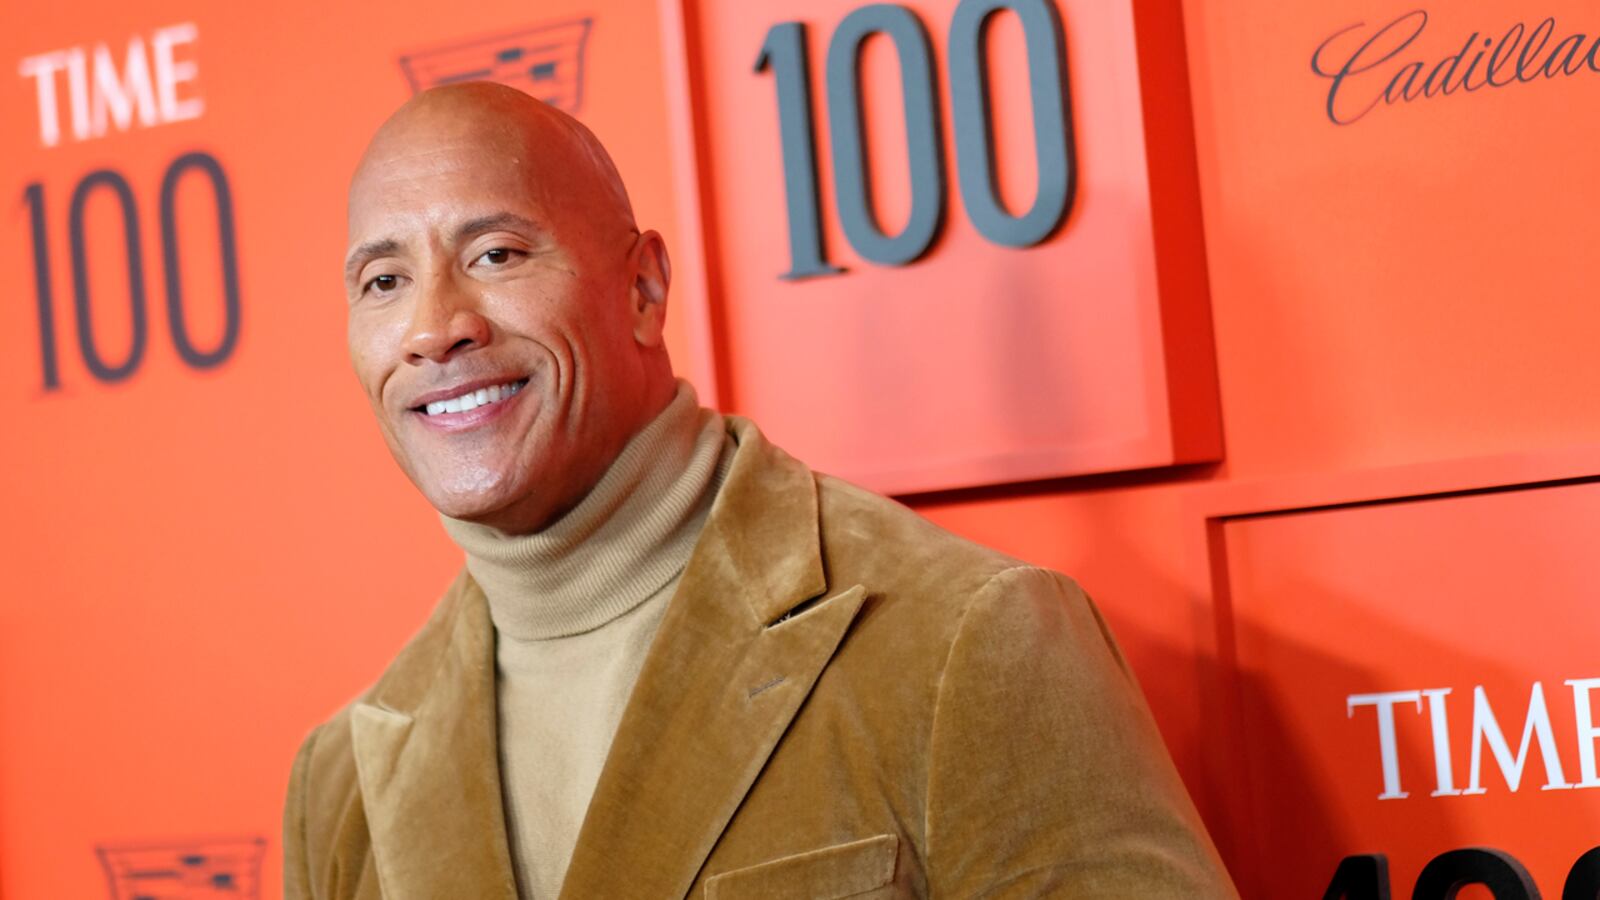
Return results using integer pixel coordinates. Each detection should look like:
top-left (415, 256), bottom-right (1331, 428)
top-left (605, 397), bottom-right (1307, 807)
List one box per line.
top-left (343, 212), bottom-right (543, 287)
top-left (344, 238), bottom-right (401, 287)
top-left (454, 212), bottom-right (542, 242)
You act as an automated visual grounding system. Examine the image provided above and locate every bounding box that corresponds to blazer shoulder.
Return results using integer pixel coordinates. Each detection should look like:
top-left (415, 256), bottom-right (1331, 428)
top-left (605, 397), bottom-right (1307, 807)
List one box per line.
top-left (814, 471), bottom-right (1038, 603)
top-left (283, 702), bottom-right (363, 900)
top-left (285, 568), bottom-right (479, 831)
top-left (294, 702), bottom-right (359, 796)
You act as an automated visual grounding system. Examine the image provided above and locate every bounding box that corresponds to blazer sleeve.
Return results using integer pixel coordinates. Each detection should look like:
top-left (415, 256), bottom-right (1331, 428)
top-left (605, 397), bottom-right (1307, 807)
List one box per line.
top-left (923, 566), bottom-right (1239, 898)
top-left (283, 725), bottom-right (320, 900)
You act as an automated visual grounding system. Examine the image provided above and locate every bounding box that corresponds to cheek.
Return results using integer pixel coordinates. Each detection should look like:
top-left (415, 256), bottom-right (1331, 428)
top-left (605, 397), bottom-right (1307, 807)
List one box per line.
top-left (346, 338), bottom-right (381, 398)
top-left (493, 263), bottom-right (611, 331)
top-left (347, 310), bottom-right (403, 399)
top-left (481, 293), bottom-right (571, 362)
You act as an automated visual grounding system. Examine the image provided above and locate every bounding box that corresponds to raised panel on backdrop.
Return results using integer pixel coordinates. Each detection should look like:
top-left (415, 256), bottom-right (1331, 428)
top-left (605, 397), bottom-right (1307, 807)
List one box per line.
top-left (670, 0), bottom-right (1219, 495)
top-left (1193, 462), bottom-right (1600, 899)
top-left (0, 4), bottom-right (683, 898)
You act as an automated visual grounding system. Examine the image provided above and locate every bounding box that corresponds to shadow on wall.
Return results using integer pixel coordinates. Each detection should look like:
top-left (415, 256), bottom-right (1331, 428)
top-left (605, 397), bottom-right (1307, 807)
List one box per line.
top-left (915, 466), bottom-right (1600, 898)
top-left (1120, 551), bottom-right (1541, 898)
top-left (907, 473), bottom-right (1548, 896)
top-left (1085, 540), bottom-right (1378, 897)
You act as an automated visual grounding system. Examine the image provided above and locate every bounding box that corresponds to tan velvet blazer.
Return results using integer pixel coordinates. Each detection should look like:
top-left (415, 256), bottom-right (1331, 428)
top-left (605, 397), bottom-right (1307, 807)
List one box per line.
top-left (283, 418), bottom-right (1239, 899)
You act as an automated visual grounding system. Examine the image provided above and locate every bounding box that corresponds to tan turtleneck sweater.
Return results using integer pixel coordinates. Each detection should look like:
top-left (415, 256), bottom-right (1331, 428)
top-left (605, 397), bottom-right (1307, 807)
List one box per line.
top-left (441, 381), bottom-right (732, 900)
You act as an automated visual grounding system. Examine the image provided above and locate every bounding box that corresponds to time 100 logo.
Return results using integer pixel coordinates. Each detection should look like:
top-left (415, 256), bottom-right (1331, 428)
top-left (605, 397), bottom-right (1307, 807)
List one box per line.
top-left (23, 151), bottom-right (241, 391)
top-left (757, 0), bottom-right (1074, 279)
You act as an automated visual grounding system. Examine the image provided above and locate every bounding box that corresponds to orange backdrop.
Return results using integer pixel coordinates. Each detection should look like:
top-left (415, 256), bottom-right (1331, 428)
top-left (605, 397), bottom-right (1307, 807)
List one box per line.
top-left (3, 0), bottom-right (1599, 897)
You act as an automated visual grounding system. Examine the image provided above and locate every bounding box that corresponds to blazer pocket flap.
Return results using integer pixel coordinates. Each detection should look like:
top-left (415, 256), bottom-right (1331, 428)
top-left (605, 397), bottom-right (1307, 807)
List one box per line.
top-left (705, 834), bottom-right (899, 900)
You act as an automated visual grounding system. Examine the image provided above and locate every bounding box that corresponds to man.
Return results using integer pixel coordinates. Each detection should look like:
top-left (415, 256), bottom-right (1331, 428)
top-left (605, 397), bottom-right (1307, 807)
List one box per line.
top-left (284, 81), bottom-right (1238, 899)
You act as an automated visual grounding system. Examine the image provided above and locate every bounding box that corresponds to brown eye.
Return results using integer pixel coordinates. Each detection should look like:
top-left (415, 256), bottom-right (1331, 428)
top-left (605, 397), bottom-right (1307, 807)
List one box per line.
top-left (476, 247), bottom-right (521, 267)
top-left (368, 274), bottom-right (399, 293)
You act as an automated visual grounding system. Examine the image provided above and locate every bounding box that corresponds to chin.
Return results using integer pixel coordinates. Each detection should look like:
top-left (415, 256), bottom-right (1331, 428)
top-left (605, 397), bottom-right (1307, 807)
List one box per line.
top-left (415, 465), bottom-right (529, 525)
top-left (427, 492), bottom-right (506, 524)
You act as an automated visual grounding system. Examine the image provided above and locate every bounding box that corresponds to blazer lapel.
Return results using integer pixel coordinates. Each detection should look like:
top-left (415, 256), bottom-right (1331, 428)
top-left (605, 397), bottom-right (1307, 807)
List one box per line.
top-left (350, 576), bottom-right (519, 900)
top-left (559, 418), bottom-right (869, 900)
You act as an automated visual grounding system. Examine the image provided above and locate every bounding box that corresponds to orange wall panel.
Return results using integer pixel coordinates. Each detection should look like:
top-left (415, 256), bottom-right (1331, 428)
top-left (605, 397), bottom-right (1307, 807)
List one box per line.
top-left (5, 0), bottom-right (1600, 896)
top-left (1181, 0), bottom-right (1600, 478)
top-left (0, 4), bottom-right (686, 898)
top-left (1209, 475), bottom-right (1600, 896)
top-left (677, 0), bottom-right (1221, 494)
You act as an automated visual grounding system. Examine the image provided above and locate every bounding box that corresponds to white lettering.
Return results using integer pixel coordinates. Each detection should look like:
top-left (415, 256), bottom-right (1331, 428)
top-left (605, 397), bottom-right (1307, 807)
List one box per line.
top-left (1349, 691), bottom-right (1423, 799)
top-left (1422, 688), bottom-right (1462, 796)
top-left (65, 47), bottom-right (90, 142)
top-left (91, 37), bottom-right (158, 137)
top-left (18, 23), bottom-right (201, 148)
top-left (1465, 682), bottom-right (1571, 793)
top-left (1567, 678), bottom-right (1600, 788)
top-left (151, 23), bottom-right (202, 123)
top-left (17, 50), bottom-right (69, 146)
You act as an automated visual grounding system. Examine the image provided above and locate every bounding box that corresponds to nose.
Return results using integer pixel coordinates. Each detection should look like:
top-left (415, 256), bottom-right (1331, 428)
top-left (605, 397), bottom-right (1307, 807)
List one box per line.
top-left (401, 272), bottom-right (492, 365)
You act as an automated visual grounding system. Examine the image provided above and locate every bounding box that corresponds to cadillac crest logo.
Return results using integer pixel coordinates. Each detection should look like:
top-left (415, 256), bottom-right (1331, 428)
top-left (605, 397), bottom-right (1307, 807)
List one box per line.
top-left (398, 18), bottom-right (594, 113)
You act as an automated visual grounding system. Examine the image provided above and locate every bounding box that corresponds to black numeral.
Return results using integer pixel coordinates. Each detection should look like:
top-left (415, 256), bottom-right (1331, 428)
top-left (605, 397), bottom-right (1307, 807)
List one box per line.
top-left (756, 22), bottom-right (845, 280)
top-left (1413, 848), bottom-right (1538, 899)
top-left (1323, 854), bottom-right (1391, 900)
top-left (948, 0), bottom-right (1074, 247)
top-left (825, 3), bottom-right (945, 267)
top-left (25, 183), bottom-right (60, 390)
top-left (68, 170), bottom-right (147, 383)
top-left (160, 152), bottom-right (242, 369)
top-left (24, 151), bottom-right (242, 390)
top-left (1323, 847), bottom-right (1597, 899)
top-left (757, 0), bottom-right (1076, 279)
top-left (1563, 846), bottom-right (1600, 900)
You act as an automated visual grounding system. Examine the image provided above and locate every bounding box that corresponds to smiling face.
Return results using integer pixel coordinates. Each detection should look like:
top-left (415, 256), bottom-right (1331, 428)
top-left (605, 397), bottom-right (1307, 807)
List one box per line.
top-left (346, 84), bottom-right (675, 534)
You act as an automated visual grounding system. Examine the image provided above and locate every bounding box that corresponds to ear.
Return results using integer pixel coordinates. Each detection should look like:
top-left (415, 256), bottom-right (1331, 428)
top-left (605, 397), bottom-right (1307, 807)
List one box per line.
top-left (628, 230), bottom-right (671, 348)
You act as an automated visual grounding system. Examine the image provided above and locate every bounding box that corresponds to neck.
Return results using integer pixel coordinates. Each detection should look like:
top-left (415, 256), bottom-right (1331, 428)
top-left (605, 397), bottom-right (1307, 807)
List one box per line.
top-left (474, 373), bottom-right (679, 535)
top-left (439, 380), bottom-right (730, 640)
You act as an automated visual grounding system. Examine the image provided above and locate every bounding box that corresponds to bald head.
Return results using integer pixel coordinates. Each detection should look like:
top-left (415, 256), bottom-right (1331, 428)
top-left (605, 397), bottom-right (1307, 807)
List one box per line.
top-left (344, 81), bottom-right (677, 535)
top-left (351, 82), bottom-right (635, 239)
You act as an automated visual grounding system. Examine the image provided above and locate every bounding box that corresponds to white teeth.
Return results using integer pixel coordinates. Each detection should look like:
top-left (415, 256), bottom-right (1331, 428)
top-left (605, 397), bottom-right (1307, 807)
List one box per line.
top-left (421, 380), bottom-right (525, 416)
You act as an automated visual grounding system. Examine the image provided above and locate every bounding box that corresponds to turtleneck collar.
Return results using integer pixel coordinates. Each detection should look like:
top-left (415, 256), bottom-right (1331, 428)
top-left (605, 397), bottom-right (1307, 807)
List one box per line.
top-left (440, 380), bottom-right (730, 641)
